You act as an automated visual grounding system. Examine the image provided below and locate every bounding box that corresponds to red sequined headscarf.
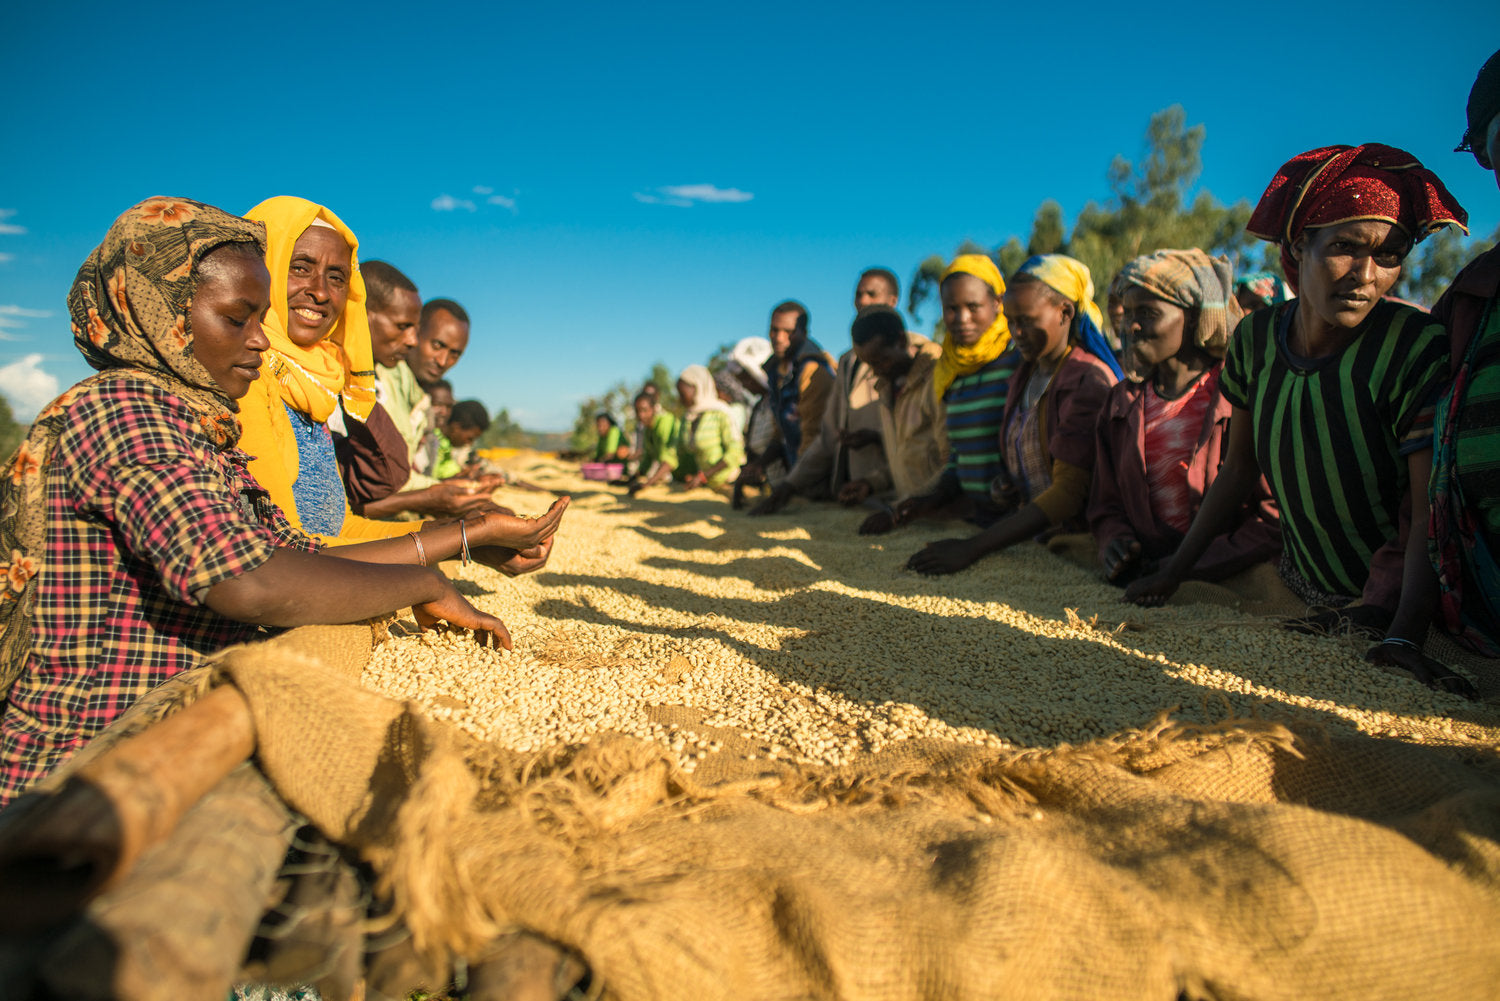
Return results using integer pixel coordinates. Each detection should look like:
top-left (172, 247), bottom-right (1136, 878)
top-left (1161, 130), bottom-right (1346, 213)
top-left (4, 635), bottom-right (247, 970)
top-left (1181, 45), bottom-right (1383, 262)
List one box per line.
top-left (1246, 143), bottom-right (1468, 293)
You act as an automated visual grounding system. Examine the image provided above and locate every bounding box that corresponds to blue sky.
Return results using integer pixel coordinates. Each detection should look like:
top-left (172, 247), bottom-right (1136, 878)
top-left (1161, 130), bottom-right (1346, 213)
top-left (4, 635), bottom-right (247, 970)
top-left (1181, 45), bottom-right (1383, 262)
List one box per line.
top-left (2, 1), bottom-right (1498, 429)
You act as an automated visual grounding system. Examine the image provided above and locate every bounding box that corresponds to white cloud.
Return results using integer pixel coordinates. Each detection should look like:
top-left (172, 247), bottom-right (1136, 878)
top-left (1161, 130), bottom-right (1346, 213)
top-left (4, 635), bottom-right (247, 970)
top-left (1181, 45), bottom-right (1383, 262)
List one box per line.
top-left (634, 183), bottom-right (754, 207)
top-left (487, 194), bottom-right (518, 212)
top-left (0, 209), bottom-right (24, 236)
top-left (633, 191), bottom-right (692, 208)
top-left (0, 306), bottom-right (51, 338)
top-left (0, 253), bottom-right (12, 264)
top-left (472, 185), bottom-right (494, 195)
top-left (431, 194), bottom-right (477, 212)
top-left (0, 354), bottom-right (60, 418)
top-left (661, 184), bottom-right (753, 203)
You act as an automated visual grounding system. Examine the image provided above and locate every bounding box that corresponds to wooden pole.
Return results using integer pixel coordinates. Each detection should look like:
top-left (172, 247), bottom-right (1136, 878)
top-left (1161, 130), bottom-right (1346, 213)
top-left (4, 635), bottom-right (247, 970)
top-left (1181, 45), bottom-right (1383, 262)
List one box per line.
top-left (37, 762), bottom-right (295, 1001)
top-left (0, 685), bottom-right (256, 931)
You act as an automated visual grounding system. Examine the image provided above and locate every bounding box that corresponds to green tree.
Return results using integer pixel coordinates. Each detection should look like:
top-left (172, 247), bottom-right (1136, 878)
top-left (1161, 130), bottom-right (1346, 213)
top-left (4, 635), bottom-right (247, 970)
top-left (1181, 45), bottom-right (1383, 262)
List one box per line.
top-left (1394, 224), bottom-right (1498, 307)
top-left (567, 362), bottom-right (682, 455)
top-left (475, 407), bottom-right (533, 449)
top-left (1027, 201), bottom-right (1065, 256)
top-left (907, 106), bottom-right (1258, 331)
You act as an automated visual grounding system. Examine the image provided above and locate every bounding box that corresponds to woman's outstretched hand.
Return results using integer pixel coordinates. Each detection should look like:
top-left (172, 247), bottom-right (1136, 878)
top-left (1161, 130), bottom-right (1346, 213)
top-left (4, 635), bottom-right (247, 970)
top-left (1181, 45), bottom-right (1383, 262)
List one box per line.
top-left (471, 537), bottom-right (554, 577)
top-left (413, 580), bottom-right (513, 650)
top-left (471, 496), bottom-right (569, 551)
top-left (1102, 538), bottom-right (1142, 583)
top-left (1365, 642), bottom-right (1477, 699)
top-left (906, 538), bottom-right (981, 576)
top-left (1123, 569), bottom-right (1179, 606)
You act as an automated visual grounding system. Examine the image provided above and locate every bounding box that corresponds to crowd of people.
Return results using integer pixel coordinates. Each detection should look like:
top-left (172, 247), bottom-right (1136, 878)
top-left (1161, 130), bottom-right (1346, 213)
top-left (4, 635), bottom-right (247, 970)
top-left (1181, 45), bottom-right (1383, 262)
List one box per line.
top-left (600, 51), bottom-right (1500, 704)
top-left (0, 196), bottom-right (568, 806)
top-left (0, 53), bottom-right (1494, 810)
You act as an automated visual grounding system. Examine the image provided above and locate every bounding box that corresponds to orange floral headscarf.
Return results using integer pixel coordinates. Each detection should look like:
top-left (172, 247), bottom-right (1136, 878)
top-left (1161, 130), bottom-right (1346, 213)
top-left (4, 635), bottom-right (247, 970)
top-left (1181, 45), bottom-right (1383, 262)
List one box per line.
top-left (0, 198), bottom-right (266, 694)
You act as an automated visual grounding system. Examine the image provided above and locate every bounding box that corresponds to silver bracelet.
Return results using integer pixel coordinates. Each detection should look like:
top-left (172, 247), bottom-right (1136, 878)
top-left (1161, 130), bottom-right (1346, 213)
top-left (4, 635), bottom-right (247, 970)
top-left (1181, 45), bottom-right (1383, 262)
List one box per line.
top-left (1381, 636), bottom-right (1420, 651)
top-left (460, 518), bottom-right (472, 566)
top-left (412, 532), bottom-right (427, 567)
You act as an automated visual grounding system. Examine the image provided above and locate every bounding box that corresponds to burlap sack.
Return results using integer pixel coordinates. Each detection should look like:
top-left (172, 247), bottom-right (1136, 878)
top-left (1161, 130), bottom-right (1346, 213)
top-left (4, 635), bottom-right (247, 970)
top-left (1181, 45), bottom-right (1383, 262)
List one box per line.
top-left (217, 646), bottom-right (1500, 1001)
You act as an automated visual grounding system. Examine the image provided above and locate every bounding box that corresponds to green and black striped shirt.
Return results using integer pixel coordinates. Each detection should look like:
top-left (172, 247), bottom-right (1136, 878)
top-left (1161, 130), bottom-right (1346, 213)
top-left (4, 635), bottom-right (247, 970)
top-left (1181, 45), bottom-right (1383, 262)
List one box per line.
top-left (1220, 299), bottom-right (1446, 597)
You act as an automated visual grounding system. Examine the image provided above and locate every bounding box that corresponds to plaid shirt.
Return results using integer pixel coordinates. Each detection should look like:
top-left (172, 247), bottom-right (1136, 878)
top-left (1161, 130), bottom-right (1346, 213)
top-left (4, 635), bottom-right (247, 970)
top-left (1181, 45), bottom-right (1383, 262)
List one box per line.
top-left (0, 380), bottom-right (314, 804)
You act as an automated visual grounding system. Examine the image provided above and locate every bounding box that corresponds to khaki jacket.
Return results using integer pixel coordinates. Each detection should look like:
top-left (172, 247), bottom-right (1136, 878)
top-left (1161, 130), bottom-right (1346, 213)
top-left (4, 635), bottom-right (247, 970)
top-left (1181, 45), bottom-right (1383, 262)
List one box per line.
top-left (874, 334), bottom-right (949, 502)
top-left (784, 349), bottom-right (888, 497)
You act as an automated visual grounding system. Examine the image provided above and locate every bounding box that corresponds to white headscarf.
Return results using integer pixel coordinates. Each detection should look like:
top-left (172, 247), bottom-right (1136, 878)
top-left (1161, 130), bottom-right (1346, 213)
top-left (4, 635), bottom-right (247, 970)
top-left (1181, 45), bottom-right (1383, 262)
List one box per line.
top-left (679, 364), bottom-right (729, 420)
top-left (725, 337), bottom-right (773, 393)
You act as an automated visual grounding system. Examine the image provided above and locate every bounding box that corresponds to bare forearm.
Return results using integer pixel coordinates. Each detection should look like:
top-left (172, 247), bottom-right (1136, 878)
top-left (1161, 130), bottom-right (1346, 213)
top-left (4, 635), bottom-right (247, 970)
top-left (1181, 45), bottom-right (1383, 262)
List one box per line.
top-left (1387, 452), bottom-right (1437, 644)
top-left (971, 503), bottom-right (1050, 557)
top-left (326, 522), bottom-right (466, 566)
top-left (361, 488), bottom-right (439, 520)
top-left (206, 550), bottom-right (447, 626)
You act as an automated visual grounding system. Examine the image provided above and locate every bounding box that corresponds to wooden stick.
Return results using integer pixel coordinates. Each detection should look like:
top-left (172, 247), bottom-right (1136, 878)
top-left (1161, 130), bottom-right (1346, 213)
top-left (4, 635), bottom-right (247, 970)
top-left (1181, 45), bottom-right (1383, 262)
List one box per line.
top-left (38, 762), bottom-right (295, 1001)
top-left (0, 685), bottom-right (256, 930)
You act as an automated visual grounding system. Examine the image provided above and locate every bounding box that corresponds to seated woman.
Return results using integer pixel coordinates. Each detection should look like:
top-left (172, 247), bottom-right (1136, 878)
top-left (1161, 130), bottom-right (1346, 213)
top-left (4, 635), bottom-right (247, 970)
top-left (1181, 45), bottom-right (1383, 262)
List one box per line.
top-left (674, 364), bottom-right (745, 492)
top-left (237, 196), bottom-right (449, 543)
top-left (1375, 50), bottom-right (1500, 694)
top-left (891, 255), bottom-right (1016, 530)
top-left (593, 412), bottom-right (627, 463)
top-left (908, 254), bottom-right (1120, 574)
top-left (1124, 145), bottom-right (1467, 667)
top-left (626, 391), bottom-right (681, 492)
top-left (0, 199), bottom-right (567, 805)
top-left (1090, 249), bottom-right (1281, 585)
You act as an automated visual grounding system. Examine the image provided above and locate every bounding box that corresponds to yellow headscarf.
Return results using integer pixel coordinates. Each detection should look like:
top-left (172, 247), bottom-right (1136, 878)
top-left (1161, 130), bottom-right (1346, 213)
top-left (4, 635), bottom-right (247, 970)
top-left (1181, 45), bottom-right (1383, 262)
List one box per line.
top-left (1015, 254), bottom-right (1106, 339)
top-left (243, 196), bottom-right (377, 423)
top-left (1014, 253), bottom-right (1124, 378)
top-left (933, 254), bottom-right (1011, 400)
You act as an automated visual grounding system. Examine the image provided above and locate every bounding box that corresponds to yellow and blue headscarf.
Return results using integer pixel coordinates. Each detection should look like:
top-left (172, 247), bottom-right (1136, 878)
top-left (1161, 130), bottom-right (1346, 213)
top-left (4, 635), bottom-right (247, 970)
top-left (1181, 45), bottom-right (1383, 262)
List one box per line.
top-left (1014, 254), bottom-right (1124, 378)
top-left (933, 254), bottom-right (1011, 400)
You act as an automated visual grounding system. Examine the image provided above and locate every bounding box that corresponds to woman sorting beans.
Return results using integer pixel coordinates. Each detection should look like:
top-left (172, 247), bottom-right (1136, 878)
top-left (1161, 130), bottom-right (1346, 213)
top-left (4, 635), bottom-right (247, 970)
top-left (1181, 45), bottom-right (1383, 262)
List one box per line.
top-left (236, 196), bottom-right (517, 543)
top-left (593, 412), bottom-right (626, 462)
top-left (0, 199), bottom-right (567, 806)
top-left (1124, 145), bottom-right (1470, 695)
top-left (891, 255), bottom-right (1016, 530)
top-left (673, 364), bottom-right (745, 491)
top-left (1090, 248), bottom-right (1281, 586)
top-left (906, 255), bottom-right (1119, 575)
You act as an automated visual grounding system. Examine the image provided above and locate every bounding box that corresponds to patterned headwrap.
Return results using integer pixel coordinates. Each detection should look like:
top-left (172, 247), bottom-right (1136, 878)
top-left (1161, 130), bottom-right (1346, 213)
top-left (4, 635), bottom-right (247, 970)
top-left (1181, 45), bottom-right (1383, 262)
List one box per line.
top-left (1014, 254), bottom-right (1125, 378)
top-left (933, 254), bottom-right (1011, 400)
top-left (1115, 249), bottom-right (1242, 359)
top-left (1234, 270), bottom-right (1291, 308)
top-left (243, 196), bottom-right (377, 423)
top-left (0, 198), bottom-right (266, 693)
top-left (1246, 144), bottom-right (1468, 293)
